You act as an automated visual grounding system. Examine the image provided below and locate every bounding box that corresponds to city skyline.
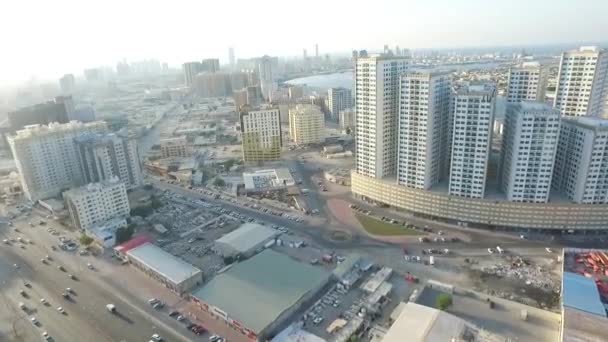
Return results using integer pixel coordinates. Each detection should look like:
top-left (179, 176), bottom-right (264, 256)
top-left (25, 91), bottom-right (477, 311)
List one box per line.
top-left (2, 0), bottom-right (608, 84)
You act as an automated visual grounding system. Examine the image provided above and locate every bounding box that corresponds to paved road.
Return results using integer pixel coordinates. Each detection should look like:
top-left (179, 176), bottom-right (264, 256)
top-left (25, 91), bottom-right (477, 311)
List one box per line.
top-left (0, 216), bottom-right (190, 342)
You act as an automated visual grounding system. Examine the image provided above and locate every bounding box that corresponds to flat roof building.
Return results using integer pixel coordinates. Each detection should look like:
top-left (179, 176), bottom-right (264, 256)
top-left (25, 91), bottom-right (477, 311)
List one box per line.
top-left (381, 302), bottom-right (504, 342)
top-left (243, 168), bottom-right (295, 193)
top-left (214, 222), bottom-right (279, 257)
top-left (190, 250), bottom-right (331, 341)
top-left (126, 242), bottom-right (202, 294)
top-left (289, 104), bottom-right (325, 145)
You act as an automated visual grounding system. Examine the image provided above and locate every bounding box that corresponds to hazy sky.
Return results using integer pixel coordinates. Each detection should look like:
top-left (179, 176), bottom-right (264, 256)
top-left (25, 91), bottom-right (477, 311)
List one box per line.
top-left (2, 0), bottom-right (607, 84)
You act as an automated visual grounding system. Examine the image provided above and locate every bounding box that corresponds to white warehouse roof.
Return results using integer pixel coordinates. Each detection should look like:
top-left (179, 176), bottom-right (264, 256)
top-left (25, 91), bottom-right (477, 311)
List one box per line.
top-left (216, 223), bottom-right (278, 254)
top-left (127, 243), bottom-right (202, 285)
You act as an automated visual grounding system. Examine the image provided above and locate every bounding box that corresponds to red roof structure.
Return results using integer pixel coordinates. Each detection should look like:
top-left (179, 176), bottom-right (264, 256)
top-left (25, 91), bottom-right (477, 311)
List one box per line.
top-left (113, 235), bottom-right (152, 255)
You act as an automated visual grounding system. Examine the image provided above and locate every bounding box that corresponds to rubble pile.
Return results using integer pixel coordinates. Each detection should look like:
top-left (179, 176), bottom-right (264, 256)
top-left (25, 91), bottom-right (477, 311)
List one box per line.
top-left (478, 256), bottom-right (560, 292)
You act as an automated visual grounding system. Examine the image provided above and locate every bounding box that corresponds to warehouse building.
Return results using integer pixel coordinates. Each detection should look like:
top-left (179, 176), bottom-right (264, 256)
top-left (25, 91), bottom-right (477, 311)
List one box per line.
top-left (190, 250), bottom-right (331, 341)
top-left (214, 222), bottom-right (279, 257)
top-left (126, 242), bottom-right (202, 294)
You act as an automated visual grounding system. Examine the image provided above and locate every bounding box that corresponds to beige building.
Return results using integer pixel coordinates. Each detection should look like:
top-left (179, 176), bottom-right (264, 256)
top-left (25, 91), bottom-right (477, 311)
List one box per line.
top-left (240, 106), bottom-right (282, 162)
top-left (351, 172), bottom-right (608, 231)
top-left (160, 136), bottom-right (190, 158)
top-left (289, 104), bottom-right (325, 145)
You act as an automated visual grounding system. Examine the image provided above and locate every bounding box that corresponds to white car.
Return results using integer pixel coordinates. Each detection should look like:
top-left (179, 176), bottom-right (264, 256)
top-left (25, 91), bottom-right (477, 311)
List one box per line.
top-left (209, 336), bottom-right (222, 342)
top-left (151, 334), bottom-right (162, 341)
top-left (40, 298), bottom-right (47, 305)
top-left (545, 247), bottom-right (553, 253)
top-left (30, 317), bottom-right (38, 325)
top-left (57, 307), bottom-right (65, 314)
top-left (488, 248), bottom-right (494, 254)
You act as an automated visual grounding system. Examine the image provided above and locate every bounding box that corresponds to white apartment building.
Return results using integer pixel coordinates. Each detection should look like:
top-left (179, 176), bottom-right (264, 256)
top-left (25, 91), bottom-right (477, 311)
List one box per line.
top-left (449, 84), bottom-right (496, 198)
top-left (8, 121), bottom-right (107, 201)
top-left (339, 108), bottom-right (355, 132)
top-left (396, 72), bottom-right (451, 189)
top-left (289, 104), bottom-right (325, 145)
top-left (160, 136), bottom-right (190, 158)
top-left (75, 133), bottom-right (143, 189)
top-left (240, 106), bottom-right (282, 162)
top-left (500, 102), bottom-right (560, 203)
top-left (554, 46), bottom-right (608, 117)
top-left (64, 177), bottom-right (130, 234)
top-left (553, 117), bottom-right (608, 204)
top-left (506, 61), bottom-right (547, 103)
top-left (327, 87), bottom-right (352, 120)
top-left (355, 55), bottom-right (409, 178)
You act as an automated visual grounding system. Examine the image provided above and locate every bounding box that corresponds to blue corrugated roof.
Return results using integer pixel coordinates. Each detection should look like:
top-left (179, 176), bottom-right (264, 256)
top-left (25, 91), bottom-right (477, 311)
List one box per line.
top-left (563, 272), bottom-right (606, 317)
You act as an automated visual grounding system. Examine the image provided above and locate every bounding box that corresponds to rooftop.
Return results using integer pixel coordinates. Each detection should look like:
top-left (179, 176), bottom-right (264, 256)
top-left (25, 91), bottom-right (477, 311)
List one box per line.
top-left (126, 243), bottom-right (202, 285)
top-left (381, 302), bottom-right (504, 342)
top-left (113, 235), bottom-right (152, 254)
top-left (271, 323), bottom-right (326, 342)
top-left (215, 222), bottom-right (278, 253)
top-left (515, 101), bottom-right (558, 112)
top-left (191, 250), bottom-right (330, 334)
top-left (562, 272), bottom-right (606, 316)
top-left (10, 121), bottom-right (106, 140)
top-left (563, 116), bottom-right (608, 131)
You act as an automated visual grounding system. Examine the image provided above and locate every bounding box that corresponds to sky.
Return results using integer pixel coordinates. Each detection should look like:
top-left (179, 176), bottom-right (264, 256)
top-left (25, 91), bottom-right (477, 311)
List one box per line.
top-left (2, 0), bottom-right (607, 85)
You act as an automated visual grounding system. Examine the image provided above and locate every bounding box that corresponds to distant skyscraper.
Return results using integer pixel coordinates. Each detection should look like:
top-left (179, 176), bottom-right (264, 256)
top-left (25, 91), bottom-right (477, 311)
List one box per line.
top-left (84, 68), bottom-right (102, 82)
top-left (507, 62), bottom-right (547, 103)
top-left (449, 84), bottom-right (496, 198)
top-left (354, 55), bottom-right (409, 178)
top-left (257, 56), bottom-right (274, 101)
top-left (554, 46), bottom-right (608, 117)
top-left (229, 47), bottom-right (236, 68)
top-left (303, 49), bottom-right (308, 59)
top-left (240, 105), bottom-right (282, 162)
top-left (327, 87), bottom-right (352, 120)
top-left (8, 96), bottom-right (74, 132)
top-left (75, 133), bottom-right (143, 190)
top-left (201, 58), bottom-right (220, 73)
top-left (553, 117), bottom-right (608, 204)
top-left (182, 61), bottom-right (203, 86)
top-left (7, 121), bottom-right (108, 201)
top-left (396, 72), bottom-right (451, 189)
top-left (395, 45), bottom-right (401, 56)
top-left (500, 102), bottom-right (560, 203)
top-left (59, 74), bottom-right (76, 94)
top-left (246, 85), bottom-right (262, 107)
top-left (339, 108), bottom-right (355, 132)
top-left (193, 72), bottom-right (231, 98)
top-left (315, 44), bottom-right (319, 58)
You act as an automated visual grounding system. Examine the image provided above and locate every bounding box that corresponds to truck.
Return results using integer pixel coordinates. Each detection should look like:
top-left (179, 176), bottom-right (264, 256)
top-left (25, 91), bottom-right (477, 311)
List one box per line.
top-left (429, 256), bottom-right (435, 266)
top-left (106, 304), bottom-right (116, 313)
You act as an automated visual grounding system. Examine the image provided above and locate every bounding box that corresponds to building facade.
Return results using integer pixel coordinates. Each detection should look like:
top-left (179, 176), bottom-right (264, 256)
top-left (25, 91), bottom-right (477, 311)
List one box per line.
top-left (506, 62), bottom-right (547, 103)
top-left (500, 102), bottom-right (560, 203)
top-left (448, 84), bottom-right (496, 198)
top-left (160, 136), bottom-right (190, 158)
top-left (8, 121), bottom-right (108, 201)
top-left (327, 87), bottom-right (352, 120)
top-left (182, 61), bottom-right (203, 87)
top-left (396, 72), bottom-right (451, 189)
top-left (63, 177), bottom-right (130, 232)
top-left (554, 46), bottom-right (608, 117)
top-left (7, 96), bottom-right (74, 132)
top-left (75, 133), bottom-right (143, 189)
top-left (240, 106), bottom-right (282, 162)
top-left (355, 55), bottom-right (409, 179)
top-left (59, 74), bottom-right (76, 94)
top-left (553, 117), bottom-right (608, 204)
top-left (258, 56), bottom-right (275, 101)
top-left (201, 58), bottom-right (220, 73)
top-left (289, 104), bottom-right (325, 145)
top-left (339, 108), bottom-right (355, 132)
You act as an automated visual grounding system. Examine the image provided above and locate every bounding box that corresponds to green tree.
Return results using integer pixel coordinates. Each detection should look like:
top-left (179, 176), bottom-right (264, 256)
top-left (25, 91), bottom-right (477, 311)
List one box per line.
top-left (115, 225), bottom-right (135, 244)
top-left (436, 294), bottom-right (453, 311)
top-left (79, 234), bottom-right (94, 246)
top-left (213, 178), bottom-right (226, 187)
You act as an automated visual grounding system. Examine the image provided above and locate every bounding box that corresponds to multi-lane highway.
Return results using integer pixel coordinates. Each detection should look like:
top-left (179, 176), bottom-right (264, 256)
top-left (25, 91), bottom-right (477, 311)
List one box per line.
top-left (0, 215), bottom-right (190, 342)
